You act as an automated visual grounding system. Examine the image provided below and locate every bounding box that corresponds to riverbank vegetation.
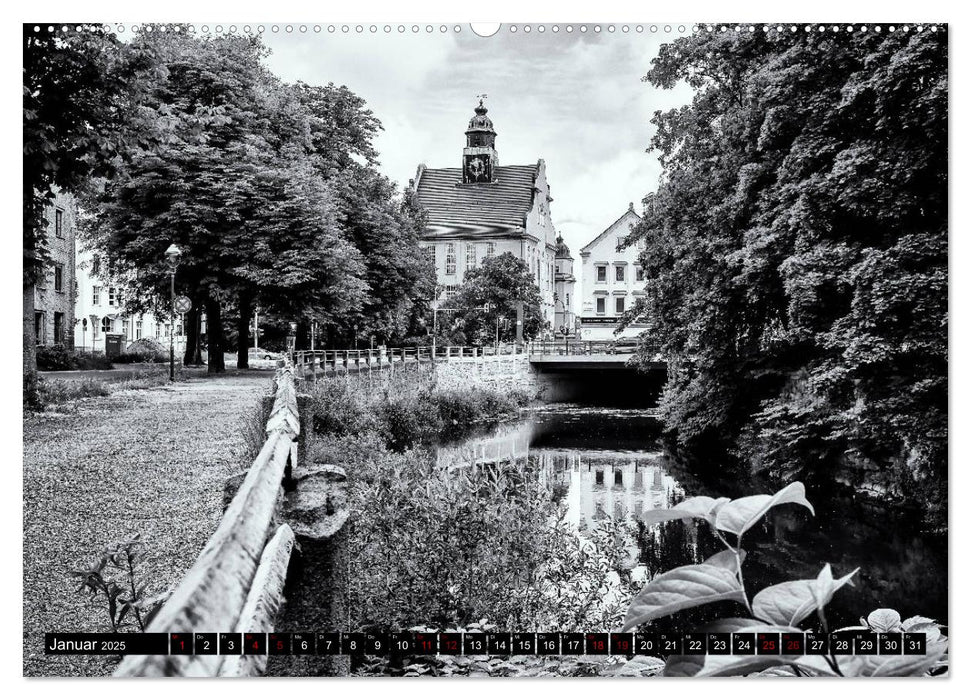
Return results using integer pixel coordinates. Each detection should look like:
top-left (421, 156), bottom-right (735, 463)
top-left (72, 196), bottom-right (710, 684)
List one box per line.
top-left (628, 28), bottom-right (947, 524)
top-left (303, 371), bottom-right (643, 675)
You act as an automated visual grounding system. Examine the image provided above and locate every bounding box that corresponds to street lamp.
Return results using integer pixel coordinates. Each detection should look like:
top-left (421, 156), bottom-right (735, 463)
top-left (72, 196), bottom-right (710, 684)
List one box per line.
top-left (164, 243), bottom-right (182, 381)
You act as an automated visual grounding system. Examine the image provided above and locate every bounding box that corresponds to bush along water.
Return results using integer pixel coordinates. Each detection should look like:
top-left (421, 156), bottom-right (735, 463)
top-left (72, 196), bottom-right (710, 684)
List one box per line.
top-left (306, 375), bottom-right (644, 676)
top-left (617, 482), bottom-right (948, 677)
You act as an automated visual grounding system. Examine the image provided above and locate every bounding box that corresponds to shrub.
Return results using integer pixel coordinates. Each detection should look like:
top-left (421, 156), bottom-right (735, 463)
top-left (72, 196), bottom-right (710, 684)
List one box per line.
top-left (619, 482), bottom-right (948, 677)
top-left (116, 338), bottom-right (168, 363)
top-left (36, 346), bottom-right (114, 371)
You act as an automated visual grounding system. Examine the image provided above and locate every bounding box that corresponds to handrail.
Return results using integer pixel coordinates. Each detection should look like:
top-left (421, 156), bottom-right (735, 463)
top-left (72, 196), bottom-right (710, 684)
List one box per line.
top-left (114, 362), bottom-right (300, 677)
top-left (293, 343), bottom-right (531, 372)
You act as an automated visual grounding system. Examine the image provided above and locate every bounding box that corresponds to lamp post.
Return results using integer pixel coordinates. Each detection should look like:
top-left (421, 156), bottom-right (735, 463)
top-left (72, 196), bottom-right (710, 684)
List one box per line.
top-left (164, 243), bottom-right (182, 381)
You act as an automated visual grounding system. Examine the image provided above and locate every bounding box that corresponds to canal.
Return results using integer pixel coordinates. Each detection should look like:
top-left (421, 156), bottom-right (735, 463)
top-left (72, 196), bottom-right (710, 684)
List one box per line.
top-left (437, 404), bottom-right (948, 631)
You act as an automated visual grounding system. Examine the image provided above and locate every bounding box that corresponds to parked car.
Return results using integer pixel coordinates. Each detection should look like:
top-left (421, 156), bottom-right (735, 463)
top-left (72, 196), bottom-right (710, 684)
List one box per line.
top-left (248, 347), bottom-right (284, 361)
top-left (606, 337), bottom-right (640, 354)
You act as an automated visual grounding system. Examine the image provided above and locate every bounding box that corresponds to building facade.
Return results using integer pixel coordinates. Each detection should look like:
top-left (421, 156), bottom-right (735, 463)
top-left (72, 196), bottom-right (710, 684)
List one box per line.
top-left (74, 247), bottom-right (185, 354)
top-left (33, 191), bottom-right (76, 349)
top-left (412, 100), bottom-right (559, 326)
top-left (554, 235), bottom-right (576, 336)
top-left (578, 203), bottom-right (649, 341)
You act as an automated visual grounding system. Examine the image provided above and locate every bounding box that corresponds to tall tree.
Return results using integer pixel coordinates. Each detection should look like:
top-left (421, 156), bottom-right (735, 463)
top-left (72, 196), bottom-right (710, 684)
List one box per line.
top-left (23, 25), bottom-right (161, 402)
top-left (449, 252), bottom-right (544, 344)
top-left (630, 27), bottom-right (946, 517)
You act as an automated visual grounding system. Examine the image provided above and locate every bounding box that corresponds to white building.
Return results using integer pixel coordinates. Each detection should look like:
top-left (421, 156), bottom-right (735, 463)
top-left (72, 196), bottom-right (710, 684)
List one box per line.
top-left (74, 247), bottom-right (185, 354)
top-left (578, 203), bottom-right (650, 341)
top-left (412, 100), bottom-right (559, 325)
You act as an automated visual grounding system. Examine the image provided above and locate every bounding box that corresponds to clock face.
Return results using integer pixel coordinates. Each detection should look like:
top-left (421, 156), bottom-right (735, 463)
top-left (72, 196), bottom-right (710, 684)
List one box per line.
top-left (464, 155), bottom-right (491, 183)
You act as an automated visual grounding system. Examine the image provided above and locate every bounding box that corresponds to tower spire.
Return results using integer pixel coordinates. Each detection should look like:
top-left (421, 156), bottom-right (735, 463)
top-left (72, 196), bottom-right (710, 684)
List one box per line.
top-left (463, 96), bottom-right (498, 183)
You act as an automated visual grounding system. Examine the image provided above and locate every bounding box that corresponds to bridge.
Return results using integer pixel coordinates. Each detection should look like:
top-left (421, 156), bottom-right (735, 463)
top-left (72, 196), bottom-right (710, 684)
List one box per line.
top-left (526, 339), bottom-right (665, 371)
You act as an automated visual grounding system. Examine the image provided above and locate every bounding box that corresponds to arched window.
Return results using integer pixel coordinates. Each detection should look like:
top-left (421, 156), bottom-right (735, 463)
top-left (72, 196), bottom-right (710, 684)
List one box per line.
top-left (101, 316), bottom-right (113, 334)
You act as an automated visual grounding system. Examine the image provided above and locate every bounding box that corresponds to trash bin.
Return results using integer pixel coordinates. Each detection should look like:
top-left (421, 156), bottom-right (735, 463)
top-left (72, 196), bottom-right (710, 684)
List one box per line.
top-left (105, 333), bottom-right (124, 360)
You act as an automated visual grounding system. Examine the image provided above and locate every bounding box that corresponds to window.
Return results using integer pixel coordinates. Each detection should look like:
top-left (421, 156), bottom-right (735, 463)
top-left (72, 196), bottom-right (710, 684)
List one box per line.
top-left (445, 243), bottom-right (456, 275)
top-left (596, 265), bottom-right (607, 282)
top-left (616, 236), bottom-right (626, 251)
top-left (615, 265), bottom-right (625, 282)
top-left (596, 298), bottom-right (606, 315)
top-left (92, 286), bottom-right (101, 305)
top-left (108, 287), bottom-right (117, 306)
top-left (616, 297), bottom-right (625, 314)
top-left (92, 256), bottom-right (101, 276)
top-left (54, 264), bottom-right (64, 292)
top-left (54, 312), bottom-right (65, 344)
top-left (34, 312), bottom-right (45, 345)
top-left (444, 284), bottom-right (458, 300)
top-left (55, 209), bottom-right (64, 238)
top-left (122, 318), bottom-right (130, 338)
top-left (466, 243), bottom-right (476, 271)
top-left (422, 246), bottom-right (436, 271)
top-left (566, 293), bottom-right (570, 307)
top-left (486, 242), bottom-right (495, 258)
top-left (101, 317), bottom-right (113, 334)
top-left (136, 318), bottom-right (143, 339)
top-left (636, 266), bottom-right (645, 282)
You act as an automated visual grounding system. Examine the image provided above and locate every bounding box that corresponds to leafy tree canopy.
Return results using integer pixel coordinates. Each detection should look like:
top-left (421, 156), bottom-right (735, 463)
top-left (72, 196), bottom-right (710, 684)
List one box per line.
top-left (630, 27), bottom-right (946, 515)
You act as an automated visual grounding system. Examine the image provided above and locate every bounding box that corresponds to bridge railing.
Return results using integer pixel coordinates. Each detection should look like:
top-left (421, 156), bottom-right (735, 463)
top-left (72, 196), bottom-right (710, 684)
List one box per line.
top-left (115, 362), bottom-right (301, 677)
top-left (293, 343), bottom-right (529, 372)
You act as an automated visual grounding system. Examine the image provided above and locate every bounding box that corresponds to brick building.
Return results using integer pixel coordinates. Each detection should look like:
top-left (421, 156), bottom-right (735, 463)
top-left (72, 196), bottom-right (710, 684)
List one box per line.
top-left (33, 191), bottom-right (76, 349)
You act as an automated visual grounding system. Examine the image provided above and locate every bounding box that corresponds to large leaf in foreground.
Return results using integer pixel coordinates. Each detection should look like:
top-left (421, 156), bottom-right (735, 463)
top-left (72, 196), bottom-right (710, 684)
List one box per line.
top-left (642, 496), bottom-right (729, 528)
top-left (752, 564), bottom-right (858, 627)
top-left (715, 482), bottom-right (815, 537)
top-left (622, 560), bottom-right (746, 632)
top-left (693, 624), bottom-right (837, 677)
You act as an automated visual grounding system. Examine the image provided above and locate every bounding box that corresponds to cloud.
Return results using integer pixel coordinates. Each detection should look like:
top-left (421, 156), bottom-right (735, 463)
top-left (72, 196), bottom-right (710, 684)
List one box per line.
top-left (259, 28), bottom-right (692, 265)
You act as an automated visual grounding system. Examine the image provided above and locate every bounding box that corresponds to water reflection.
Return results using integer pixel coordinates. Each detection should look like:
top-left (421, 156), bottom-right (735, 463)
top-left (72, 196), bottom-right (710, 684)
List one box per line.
top-left (436, 406), bottom-right (948, 628)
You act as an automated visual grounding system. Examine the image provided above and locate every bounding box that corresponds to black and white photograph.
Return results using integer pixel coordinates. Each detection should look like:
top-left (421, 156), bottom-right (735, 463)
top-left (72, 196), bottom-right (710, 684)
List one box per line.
top-left (20, 15), bottom-right (949, 681)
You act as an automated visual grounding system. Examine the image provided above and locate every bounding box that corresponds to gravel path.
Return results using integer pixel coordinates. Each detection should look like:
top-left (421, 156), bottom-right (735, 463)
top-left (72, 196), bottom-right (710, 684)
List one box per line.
top-left (23, 374), bottom-right (271, 677)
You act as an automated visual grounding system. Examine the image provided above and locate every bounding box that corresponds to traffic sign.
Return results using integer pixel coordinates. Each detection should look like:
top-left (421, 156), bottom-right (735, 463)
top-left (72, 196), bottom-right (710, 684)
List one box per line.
top-left (174, 295), bottom-right (192, 314)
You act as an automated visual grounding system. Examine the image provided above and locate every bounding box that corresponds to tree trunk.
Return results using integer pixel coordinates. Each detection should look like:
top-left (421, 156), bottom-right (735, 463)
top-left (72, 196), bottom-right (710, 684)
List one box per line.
top-left (206, 296), bottom-right (225, 374)
top-left (236, 291), bottom-right (252, 369)
top-left (183, 303), bottom-right (201, 366)
top-left (23, 283), bottom-right (38, 407)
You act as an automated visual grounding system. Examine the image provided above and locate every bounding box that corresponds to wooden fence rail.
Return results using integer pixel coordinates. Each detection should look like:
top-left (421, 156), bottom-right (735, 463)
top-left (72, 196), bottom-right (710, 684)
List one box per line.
top-left (114, 363), bottom-right (301, 677)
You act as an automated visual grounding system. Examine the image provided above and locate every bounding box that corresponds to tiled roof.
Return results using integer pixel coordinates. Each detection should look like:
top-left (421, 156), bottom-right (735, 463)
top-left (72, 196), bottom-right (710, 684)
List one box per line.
top-left (415, 164), bottom-right (539, 238)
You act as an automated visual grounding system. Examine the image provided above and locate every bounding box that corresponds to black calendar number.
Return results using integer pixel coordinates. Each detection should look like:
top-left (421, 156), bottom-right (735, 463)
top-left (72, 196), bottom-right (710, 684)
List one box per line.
top-left (904, 633), bottom-right (926, 655)
top-left (635, 634), bottom-right (659, 655)
top-left (831, 633), bottom-right (854, 655)
top-left (561, 633), bottom-right (584, 655)
top-left (488, 633), bottom-right (512, 656)
top-left (732, 633), bottom-right (755, 655)
top-left (462, 633), bottom-right (485, 655)
top-left (292, 633), bottom-right (314, 655)
top-left (854, 633), bottom-right (878, 655)
top-left (805, 632), bottom-right (829, 655)
top-left (512, 634), bottom-right (536, 655)
top-left (364, 633), bottom-right (388, 655)
top-left (342, 633), bottom-right (366, 656)
top-left (707, 633), bottom-right (730, 655)
top-left (316, 633), bottom-right (341, 655)
top-left (219, 633), bottom-right (242, 655)
top-left (682, 633), bottom-right (706, 655)
top-left (194, 633), bottom-right (217, 656)
top-left (537, 633), bottom-right (560, 655)
top-left (878, 633), bottom-right (902, 655)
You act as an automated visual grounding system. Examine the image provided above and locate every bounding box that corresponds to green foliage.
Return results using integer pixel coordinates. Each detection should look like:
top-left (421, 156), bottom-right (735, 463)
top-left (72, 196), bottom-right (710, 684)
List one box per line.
top-left (308, 373), bottom-right (530, 451)
top-left (630, 28), bottom-right (947, 519)
top-left (448, 253), bottom-right (546, 343)
top-left (622, 482), bottom-right (947, 677)
top-left (33, 369), bottom-right (176, 410)
top-left (68, 535), bottom-right (166, 633)
top-left (35, 346), bottom-right (112, 371)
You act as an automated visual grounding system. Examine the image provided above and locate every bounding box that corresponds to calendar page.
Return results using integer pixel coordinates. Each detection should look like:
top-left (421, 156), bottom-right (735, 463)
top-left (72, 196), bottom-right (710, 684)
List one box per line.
top-left (22, 19), bottom-right (948, 680)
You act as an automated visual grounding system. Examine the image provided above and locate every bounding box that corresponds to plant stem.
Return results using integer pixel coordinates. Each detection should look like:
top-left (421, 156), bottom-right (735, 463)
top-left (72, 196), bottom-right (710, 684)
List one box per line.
top-left (126, 553), bottom-right (145, 631)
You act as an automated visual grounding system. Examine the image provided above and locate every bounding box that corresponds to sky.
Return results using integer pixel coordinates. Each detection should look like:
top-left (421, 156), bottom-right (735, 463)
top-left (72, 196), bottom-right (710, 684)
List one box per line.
top-left (259, 25), bottom-right (693, 273)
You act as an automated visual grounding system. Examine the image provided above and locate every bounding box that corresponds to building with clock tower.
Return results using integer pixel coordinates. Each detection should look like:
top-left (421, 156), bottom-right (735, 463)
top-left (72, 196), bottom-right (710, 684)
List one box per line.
top-left (411, 99), bottom-right (559, 326)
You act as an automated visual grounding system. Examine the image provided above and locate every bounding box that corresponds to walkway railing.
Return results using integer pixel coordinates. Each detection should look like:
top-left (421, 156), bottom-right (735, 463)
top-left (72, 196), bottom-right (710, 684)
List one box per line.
top-left (294, 343), bottom-right (529, 373)
top-left (115, 362), bottom-right (301, 677)
top-left (527, 339), bottom-right (659, 356)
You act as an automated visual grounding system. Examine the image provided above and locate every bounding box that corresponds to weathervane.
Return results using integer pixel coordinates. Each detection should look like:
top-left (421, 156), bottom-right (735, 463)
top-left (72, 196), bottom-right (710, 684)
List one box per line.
top-left (477, 93), bottom-right (488, 108)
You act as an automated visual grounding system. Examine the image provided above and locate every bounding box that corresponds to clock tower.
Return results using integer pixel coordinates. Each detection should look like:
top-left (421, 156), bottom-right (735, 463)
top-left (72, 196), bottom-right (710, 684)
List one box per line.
top-left (462, 97), bottom-right (498, 184)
